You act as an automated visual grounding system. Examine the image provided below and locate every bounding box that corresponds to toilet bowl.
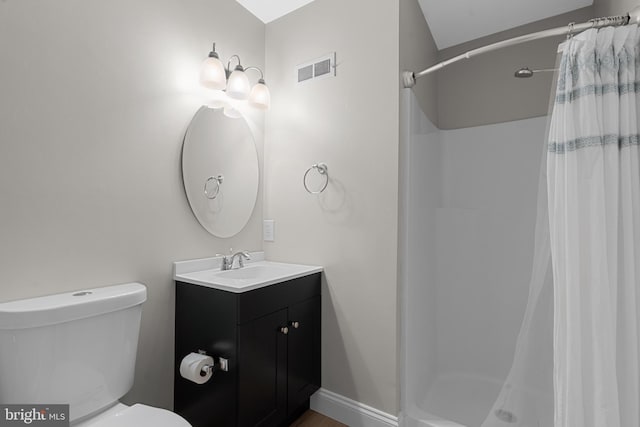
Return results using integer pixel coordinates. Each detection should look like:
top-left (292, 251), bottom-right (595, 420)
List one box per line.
top-left (74, 403), bottom-right (191, 427)
top-left (0, 282), bottom-right (191, 427)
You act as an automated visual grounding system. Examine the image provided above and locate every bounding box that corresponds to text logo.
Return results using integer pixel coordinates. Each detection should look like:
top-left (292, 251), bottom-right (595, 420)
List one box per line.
top-left (0, 405), bottom-right (68, 426)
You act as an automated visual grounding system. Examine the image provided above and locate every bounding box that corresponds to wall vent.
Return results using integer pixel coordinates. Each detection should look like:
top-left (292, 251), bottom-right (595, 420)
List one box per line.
top-left (298, 64), bottom-right (314, 82)
top-left (295, 52), bottom-right (336, 84)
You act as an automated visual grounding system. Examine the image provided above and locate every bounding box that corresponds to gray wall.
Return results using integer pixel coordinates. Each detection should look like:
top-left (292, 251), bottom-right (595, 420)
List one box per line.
top-left (264, 0), bottom-right (400, 415)
top-left (405, 6), bottom-right (595, 129)
top-left (436, 6), bottom-right (594, 129)
top-left (594, 0), bottom-right (638, 16)
top-left (0, 0), bottom-right (265, 409)
top-left (400, 0), bottom-right (439, 127)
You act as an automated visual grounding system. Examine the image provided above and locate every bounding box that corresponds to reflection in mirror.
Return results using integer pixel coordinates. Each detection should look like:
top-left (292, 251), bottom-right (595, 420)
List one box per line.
top-left (181, 107), bottom-right (259, 238)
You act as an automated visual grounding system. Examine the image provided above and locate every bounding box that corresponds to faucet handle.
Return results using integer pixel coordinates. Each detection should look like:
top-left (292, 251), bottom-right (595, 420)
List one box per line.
top-left (235, 250), bottom-right (251, 258)
top-left (233, 251), bottom-right (251, 268)
top-left (215, 252), bottom-right (233, 270)
top-left (240, 251), bottom-right (250, 267)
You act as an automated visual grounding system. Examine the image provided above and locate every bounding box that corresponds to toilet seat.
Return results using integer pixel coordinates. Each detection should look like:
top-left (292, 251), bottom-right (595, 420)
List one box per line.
top-left (74, 403), bottom-right (191, 427)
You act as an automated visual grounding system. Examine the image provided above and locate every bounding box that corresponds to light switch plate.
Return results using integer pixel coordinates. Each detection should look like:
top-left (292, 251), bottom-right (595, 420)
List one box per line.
top-left (263, 220), bottom-right (275, 242)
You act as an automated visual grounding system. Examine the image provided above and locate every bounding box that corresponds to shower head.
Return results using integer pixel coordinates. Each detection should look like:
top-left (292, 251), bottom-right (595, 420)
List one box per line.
top-left (514, 67), bottom-right (557, 78)
top-left (514, 67), bottom-right (534, 78)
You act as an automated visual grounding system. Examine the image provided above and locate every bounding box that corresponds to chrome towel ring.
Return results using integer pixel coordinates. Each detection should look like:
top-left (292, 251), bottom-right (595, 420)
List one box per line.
top-left (303, 163), bottom-right (329, 194)
top-left (204, 174), bottom-right (224, 199)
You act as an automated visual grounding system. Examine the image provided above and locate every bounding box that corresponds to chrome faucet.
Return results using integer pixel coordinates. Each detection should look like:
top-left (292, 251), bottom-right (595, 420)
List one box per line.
top-left (218, 250), bottom-right (251, 270)
top-left (229, 251), bottom-right (251, 269)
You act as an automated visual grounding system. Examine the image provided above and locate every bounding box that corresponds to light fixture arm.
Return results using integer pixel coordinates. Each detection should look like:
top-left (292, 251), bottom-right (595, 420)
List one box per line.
top-left (244, 66), bottom-right (266, 83)
top-left (227, 55), bottom-right (243, 72)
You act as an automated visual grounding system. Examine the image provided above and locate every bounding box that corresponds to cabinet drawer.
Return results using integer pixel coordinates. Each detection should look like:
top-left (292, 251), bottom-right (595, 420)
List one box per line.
top-left (237, 273), bottom-right (320, 324)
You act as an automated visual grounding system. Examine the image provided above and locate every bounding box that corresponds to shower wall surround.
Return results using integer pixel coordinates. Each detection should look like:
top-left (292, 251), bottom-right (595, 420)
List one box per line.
top-left (401, 90), bottom-right (548, 426)
top-left (0, 0), bottom-right (264, 410)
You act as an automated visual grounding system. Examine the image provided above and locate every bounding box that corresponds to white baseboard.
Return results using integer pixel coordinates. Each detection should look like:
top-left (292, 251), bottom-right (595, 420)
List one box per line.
top-left (310, 388), bottom-right (399, 427)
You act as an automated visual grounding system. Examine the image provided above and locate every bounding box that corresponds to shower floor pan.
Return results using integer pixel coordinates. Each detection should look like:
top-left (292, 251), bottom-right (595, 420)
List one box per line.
top-left (405, 373), bottom-right (506, 427)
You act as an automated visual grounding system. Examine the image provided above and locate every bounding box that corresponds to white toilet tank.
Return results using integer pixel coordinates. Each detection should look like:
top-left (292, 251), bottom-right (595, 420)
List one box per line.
top-left (0, 283), bottom-right (147, 423)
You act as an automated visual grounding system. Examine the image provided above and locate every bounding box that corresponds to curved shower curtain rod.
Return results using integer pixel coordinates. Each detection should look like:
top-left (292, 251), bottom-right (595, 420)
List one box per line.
top-left (403, 5), bottom-right (640, 88)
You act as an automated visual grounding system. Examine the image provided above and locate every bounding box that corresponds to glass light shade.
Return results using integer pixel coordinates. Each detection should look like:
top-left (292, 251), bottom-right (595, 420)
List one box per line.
top-left (200, 57), bottom-right (226, 90)
top-left (226, 69), bottom-right (250, 100)
top-left (248, 82), bottom-right (271, 110)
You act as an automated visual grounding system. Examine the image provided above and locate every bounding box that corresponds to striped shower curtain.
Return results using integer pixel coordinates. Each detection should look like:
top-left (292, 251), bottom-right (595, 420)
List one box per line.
top-left (547, 25), bottom-right (640, 427)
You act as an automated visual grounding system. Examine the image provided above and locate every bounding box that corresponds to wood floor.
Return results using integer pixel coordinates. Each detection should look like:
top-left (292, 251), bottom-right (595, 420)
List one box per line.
top-left (289, 410), bottom-right (348, 427)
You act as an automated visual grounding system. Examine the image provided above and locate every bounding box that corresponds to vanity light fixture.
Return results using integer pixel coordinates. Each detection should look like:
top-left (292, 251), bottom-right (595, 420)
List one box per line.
top-left (225, 55), bottom-right (251, 100)
top-left (246, 67), bottom-right (271, 110)
top-left (200, 43), bottom-right (226, 90)
top-left (200, 43), bottom-right (271, 114)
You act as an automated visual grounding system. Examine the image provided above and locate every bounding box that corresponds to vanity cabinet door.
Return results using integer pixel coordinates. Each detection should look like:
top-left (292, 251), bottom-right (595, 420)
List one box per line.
top-left (237, 309), bottom-right (288, 427)
top-left (287, 296), bottom-right (321, 417)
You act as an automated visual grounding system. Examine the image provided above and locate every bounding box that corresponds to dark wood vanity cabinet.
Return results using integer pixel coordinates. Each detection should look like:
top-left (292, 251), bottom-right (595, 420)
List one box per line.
top-left (175, 273), bottom-right (321, 427)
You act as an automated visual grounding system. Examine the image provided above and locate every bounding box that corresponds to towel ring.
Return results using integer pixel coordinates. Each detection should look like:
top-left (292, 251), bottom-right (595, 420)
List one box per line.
top-left (303, 163), bottom-right (329, 194)
top-left (204, 174), bottom-right (224, 199)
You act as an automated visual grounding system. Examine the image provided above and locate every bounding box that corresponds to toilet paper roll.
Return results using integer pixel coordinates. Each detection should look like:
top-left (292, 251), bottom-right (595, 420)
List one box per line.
top-left (179, 352), bottom-right (214, 384)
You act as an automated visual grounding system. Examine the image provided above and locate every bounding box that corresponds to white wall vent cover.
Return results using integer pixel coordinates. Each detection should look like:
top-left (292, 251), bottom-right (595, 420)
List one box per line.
top-left (296, 53), bottom-right (336, 84)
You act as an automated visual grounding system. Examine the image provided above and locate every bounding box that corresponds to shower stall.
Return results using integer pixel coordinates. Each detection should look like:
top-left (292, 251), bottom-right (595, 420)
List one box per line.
top-left (399, 90), bottom-right (552, 427)
top-left (399, 6), bottom-right (640, 427)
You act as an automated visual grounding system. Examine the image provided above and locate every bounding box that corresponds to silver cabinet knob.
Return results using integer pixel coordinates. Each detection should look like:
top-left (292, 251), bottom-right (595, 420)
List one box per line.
top-left (280, 326), bottom-right (289, 335)
top-left (290, 321), bottom-right (300, 329)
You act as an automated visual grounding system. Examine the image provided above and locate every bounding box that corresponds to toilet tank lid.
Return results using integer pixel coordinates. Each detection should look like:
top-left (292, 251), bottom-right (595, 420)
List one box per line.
top-left (0, 282), bottom-right (147, 330)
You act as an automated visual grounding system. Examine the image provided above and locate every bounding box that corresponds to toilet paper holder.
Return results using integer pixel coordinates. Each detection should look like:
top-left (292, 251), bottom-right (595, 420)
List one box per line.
top-left (198, 350), bottom-right (229, 373)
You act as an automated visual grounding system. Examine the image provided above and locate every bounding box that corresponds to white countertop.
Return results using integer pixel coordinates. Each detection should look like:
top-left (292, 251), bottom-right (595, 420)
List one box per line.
top-left (173, 252), bottom-right (323, 293)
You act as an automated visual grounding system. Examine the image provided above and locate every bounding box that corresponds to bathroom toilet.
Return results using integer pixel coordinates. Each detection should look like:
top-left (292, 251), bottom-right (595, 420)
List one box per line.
top-left (72, 403), bottom-right (190, 427)
top-left (0, 282), bottom-right (191, 427)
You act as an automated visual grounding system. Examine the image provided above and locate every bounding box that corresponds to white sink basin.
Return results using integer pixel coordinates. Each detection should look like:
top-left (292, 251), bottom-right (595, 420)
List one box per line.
top-left (173, 253), bottom-right (323, 293)
top-left (213, 264), bottom-right (289, 280)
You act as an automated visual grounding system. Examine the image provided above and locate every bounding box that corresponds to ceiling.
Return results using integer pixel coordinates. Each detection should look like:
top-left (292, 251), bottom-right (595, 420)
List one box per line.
top-left (236, 0), bottom-right (593, 49)
top-left (419, 0), bottom-right (593, 49)
top-left (236, 0), bottom-right (316, 23)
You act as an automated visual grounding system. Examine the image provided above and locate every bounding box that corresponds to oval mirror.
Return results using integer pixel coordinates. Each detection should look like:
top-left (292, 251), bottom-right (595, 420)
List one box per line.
top-left (181, 106), bottom-right (259, 238)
